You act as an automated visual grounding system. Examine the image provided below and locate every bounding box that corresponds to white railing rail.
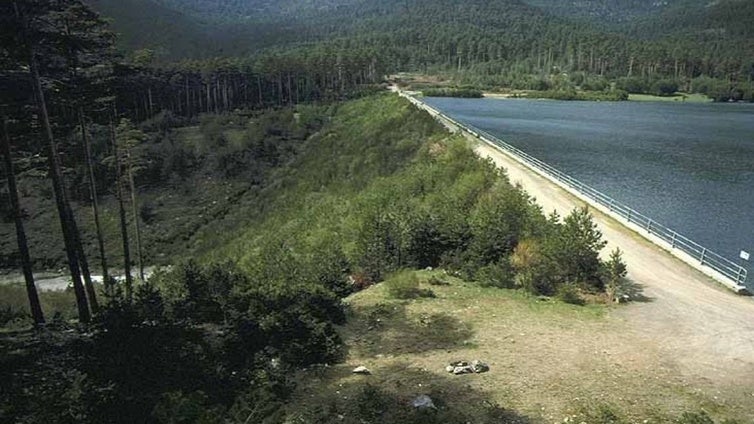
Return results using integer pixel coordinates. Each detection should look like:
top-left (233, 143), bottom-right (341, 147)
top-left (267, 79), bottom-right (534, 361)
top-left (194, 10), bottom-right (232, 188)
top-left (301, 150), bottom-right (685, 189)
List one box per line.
top-left (402, 92), bottom-right (748, 287)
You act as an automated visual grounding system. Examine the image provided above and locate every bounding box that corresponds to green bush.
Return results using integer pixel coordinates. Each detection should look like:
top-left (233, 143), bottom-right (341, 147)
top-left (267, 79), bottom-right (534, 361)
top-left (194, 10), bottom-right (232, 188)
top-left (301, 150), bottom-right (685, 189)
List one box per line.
top-left (427, 275), bottom-right (450, 286)
top-left (422, 88), bottom-right (483, 98)
top-left (476, 261), bottom-right (515, 288)
top-left (557, 283), bottom-right (585, 305)
top-left (652, 79), bottom-right (680, 96)
top-left (678, 411), bottom-right (714, 424)
top-left (385, 272), bottom-right (435, 299)
top-left (615, 77), bottom-right (649, 94)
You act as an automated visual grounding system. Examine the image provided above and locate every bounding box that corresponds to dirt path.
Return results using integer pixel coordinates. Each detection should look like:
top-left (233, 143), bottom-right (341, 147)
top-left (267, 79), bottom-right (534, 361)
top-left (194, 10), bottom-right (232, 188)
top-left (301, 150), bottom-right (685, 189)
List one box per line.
top-left (476, 141), bottom-right (754, 387)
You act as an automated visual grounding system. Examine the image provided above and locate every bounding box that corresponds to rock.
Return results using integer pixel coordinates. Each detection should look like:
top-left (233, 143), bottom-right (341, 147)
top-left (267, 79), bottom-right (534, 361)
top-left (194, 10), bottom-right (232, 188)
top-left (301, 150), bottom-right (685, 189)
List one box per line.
top-left (411, 395), bottom-right (436, 410)
top-left (453, 365), bottom-right (474, 375)
top-left (352, 366), bottom-right (371, 375)
top-left (471, 360), bottom-right (489, 373)
top-left (446, 360), bottom-right (489, 375)
top-left (425, 266), bottom-right (433, 271)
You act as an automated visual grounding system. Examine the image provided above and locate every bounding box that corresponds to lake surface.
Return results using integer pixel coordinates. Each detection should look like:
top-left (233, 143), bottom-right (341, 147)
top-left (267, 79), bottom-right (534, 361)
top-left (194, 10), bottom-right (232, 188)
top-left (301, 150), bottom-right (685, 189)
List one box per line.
top-left (423, 97), bottom-right (754, 288)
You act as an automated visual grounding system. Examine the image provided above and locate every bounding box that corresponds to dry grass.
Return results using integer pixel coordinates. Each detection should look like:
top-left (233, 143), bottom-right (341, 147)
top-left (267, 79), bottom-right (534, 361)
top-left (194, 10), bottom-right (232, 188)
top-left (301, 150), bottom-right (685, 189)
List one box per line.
top-left (287, 270), bottom-right (754, 423)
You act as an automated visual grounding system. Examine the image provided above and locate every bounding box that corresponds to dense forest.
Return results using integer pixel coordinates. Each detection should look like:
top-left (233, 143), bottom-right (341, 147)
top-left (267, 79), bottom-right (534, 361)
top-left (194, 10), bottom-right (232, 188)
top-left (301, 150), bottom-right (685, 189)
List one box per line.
top-left (2, 1), bottom-right (753, 423)
top-left (86, 0), bottom-right (754, 100)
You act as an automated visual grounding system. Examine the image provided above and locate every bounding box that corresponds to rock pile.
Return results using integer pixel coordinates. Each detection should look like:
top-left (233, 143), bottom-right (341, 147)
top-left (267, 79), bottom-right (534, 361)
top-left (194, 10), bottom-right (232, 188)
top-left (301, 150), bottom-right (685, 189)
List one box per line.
top-left (445, 360), bottom-right (489, 375)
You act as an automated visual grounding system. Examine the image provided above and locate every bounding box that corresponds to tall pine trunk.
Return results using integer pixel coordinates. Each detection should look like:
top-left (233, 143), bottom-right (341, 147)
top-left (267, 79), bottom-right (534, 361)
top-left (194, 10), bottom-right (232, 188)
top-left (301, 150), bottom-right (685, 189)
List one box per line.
top-left (126, 148), bottom-right (144, 282)
top-left (110, 113), bottom-right (133, 301)
top-left (80, 109), bottom-right (109, 289)
top-left (30, 55), bottom-right (90, 323)
top-left (2, 117), bottom-right (44, 325)
top-left (68, 202), bottom-right (98, 313)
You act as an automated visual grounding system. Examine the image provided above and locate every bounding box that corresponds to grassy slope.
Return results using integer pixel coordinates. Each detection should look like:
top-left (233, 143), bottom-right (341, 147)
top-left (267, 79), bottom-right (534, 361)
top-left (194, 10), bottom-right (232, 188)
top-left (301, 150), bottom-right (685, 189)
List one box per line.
top-left (289, 270), bottom-right (750, 423)
top-left (194, 93), bottom-right (447, 268)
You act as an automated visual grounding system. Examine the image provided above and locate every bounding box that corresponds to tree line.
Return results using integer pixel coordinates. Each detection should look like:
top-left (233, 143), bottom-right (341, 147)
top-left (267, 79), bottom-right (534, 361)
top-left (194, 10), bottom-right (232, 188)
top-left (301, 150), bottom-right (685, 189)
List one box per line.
top-left (94, 0), bottom-right (754, 100)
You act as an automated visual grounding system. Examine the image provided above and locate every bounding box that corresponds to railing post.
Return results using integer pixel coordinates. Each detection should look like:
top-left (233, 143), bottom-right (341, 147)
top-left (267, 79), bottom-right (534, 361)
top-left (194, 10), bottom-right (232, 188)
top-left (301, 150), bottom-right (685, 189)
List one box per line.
top-left (627, 210), bottom-right (632, 223)
top-left (646, 219), bottom-right (652, 234)
top-left (608, 199), bottom-right (614, 211)
top-left (700, 248), bottom-right (706, 265)
top-left (671, 232), bottom-right (677, 248)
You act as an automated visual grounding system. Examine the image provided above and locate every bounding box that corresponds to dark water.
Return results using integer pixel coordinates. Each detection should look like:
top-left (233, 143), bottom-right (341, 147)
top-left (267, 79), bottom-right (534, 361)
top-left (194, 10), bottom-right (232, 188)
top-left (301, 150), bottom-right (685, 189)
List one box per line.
top-left (423, 97), bottom-right (754, 287)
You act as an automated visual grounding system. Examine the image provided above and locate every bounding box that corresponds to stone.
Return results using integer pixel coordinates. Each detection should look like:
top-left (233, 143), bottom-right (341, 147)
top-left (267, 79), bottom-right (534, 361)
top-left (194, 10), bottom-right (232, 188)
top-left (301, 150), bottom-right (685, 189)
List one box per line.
top-left (453, 365), bottom-right (474, 375)
top-left (352, 366), bottom-right (371, 375)
top-left (445, 365), bottom-right (455, 373)
top-left (411, 395), bottom-right (436, 410)
top-left (471, 360), bottom-right (489, 373)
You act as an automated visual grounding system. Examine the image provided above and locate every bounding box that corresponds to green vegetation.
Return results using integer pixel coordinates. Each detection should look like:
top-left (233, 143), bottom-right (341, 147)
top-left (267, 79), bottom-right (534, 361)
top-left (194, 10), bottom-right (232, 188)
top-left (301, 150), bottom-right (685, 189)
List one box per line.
top-left (385, 271), bottom-right (436, 299)
top-left (86, 0), bottom-right (754, 103)
top-left (629, 93), bottom-right (713, 103)
top-left (0, 284), bottom-right (78, 328)
top-left (422, 88), bottom-right (484, 98)
top-left (1, 92), bottom-right (642, 423)
top-left (526, 88), bottom-right (629, 101)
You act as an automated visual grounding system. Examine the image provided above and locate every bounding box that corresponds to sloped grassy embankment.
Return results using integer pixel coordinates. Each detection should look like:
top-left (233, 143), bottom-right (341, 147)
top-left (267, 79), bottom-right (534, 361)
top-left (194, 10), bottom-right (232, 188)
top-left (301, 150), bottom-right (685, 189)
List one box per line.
top-left (1, 94), bottom-right (747, 423)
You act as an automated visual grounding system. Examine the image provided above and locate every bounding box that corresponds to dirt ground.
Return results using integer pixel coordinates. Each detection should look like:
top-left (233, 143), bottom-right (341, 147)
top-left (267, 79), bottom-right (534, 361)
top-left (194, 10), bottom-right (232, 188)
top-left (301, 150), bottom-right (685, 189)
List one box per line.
top-left (475, 142), bottom-right (754, 391)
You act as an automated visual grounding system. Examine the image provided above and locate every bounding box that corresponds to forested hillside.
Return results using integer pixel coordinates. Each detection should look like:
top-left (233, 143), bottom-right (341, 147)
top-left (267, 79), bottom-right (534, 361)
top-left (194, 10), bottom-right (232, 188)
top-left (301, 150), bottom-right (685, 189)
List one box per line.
top-left (87, 0), bottom-right (754, 101)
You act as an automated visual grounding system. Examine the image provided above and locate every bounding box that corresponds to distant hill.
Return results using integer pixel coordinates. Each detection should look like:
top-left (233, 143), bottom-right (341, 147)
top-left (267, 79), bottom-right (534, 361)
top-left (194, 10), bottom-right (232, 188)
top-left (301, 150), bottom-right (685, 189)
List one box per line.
top-left (85, 0), bottom-right (754, 88)
top-left (85, 0), bottom-right (220, 58)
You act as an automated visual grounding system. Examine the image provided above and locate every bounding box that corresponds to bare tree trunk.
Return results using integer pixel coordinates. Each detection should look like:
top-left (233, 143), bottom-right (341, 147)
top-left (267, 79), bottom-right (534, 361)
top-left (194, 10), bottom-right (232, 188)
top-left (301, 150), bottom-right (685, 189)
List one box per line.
top-left (80, 108), bottom-right (109, 300)
top-left (30, 55), bottom-right (90, 323)
top-left (110, 113), bottom-right (133, 301)
top-left (126, 149), bottom-right (144, 282)
top-left (2, 117), bottom-right (44, 325)
top-left (185, 75), bottom-right (191, 117)
top-left (68, 204), bottom-right (98, 314)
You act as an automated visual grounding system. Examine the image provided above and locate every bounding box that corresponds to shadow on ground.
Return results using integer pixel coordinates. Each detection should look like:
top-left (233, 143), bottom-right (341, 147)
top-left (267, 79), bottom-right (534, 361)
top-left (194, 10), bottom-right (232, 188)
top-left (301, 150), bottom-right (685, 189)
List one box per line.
top-left (624, 278), bottom-right (653, 303)
top-left (345, 302), bottom-right (474, 357)
top-left (290, 362), bottom-right (534, 424)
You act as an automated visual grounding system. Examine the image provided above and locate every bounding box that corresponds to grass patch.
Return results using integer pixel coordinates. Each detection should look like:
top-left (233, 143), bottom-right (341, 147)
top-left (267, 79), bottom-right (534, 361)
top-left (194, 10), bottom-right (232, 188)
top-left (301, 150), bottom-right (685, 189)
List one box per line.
top-left (0, 284), bottom-right (78, 328)
top-left (629, 93), bottom-right (712, 103)
top-left (385, 271), bottom-right (436, 299)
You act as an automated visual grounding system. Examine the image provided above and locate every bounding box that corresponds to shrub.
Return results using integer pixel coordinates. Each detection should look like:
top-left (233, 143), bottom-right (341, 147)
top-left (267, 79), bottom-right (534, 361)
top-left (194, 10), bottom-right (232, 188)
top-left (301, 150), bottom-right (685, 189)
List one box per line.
top-left (511, 239), bottom-right (548, 294)
top-left (427, 276), bottom-right (450, 286)
top-left (615, 77), bottom-right (649, 94)
top-left (422, 88), bottom-right (483, 98)
top-left (385, 272), bottom-right (435, 299)
top-left (677, 411), bottom-right (714, 424)
top-left (476, 261), bottom-right (515, 288)
top-left (557, 283), bottom-right (585, 305)
top-left (545, 207), bottom-right (607, 292)
top-left (603, 248), bottom-right (629, 302)
top-left (652, 79), bottom-right (680, 96)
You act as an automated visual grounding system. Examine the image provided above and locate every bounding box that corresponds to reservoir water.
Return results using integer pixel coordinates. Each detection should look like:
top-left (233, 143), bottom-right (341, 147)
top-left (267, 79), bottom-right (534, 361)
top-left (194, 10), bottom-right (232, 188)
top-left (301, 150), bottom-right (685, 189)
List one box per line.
top-left (423, 97), bottom-right (754, 288)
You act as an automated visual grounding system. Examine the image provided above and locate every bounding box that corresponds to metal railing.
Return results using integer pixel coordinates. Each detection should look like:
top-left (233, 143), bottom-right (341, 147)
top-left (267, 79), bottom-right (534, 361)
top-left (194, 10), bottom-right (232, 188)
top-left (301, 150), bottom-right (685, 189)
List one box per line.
top-left (403, 93), bottom-right (749, 287)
